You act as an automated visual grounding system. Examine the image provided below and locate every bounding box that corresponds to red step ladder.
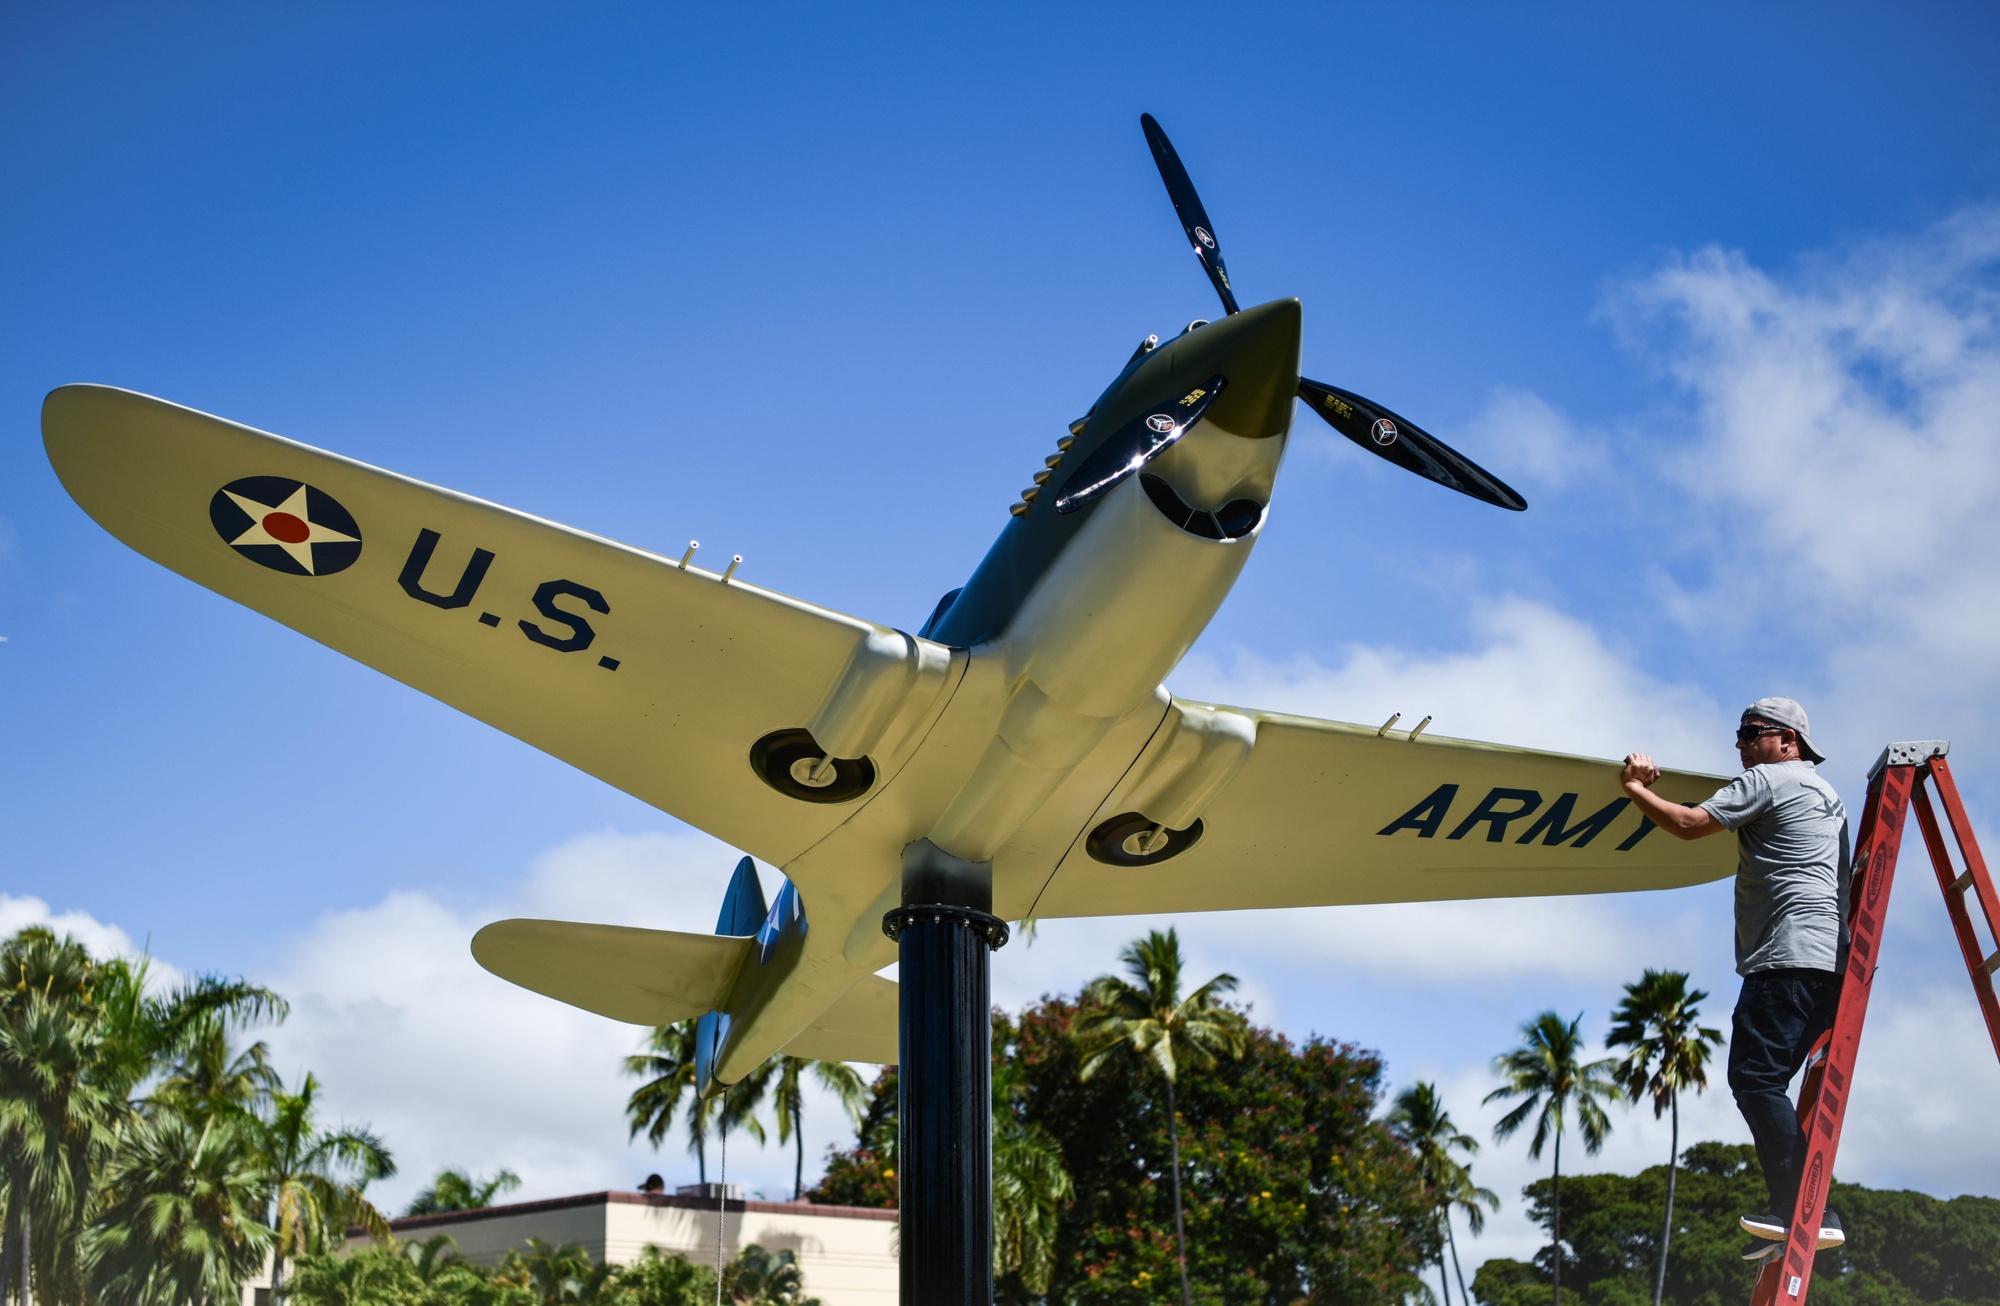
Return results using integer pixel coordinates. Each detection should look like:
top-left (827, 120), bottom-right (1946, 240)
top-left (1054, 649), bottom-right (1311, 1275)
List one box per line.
top-left (1751, 741), bottom-right (2000, 1305)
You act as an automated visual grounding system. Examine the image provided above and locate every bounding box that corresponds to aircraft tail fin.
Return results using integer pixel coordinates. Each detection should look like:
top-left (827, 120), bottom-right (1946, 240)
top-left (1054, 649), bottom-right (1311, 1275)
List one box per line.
top-left (470, 919), bottom-right (752, 1026)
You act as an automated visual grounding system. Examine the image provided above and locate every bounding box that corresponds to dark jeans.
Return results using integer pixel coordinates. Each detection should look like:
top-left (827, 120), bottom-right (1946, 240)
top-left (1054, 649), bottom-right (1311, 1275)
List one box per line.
top-left (1729, 967), bottom-right (1843, 1217)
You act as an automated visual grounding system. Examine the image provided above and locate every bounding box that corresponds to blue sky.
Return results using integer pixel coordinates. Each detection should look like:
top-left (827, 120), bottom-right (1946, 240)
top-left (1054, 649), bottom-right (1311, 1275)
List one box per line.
top-left (5, 0), bottom-right (2000, 1274)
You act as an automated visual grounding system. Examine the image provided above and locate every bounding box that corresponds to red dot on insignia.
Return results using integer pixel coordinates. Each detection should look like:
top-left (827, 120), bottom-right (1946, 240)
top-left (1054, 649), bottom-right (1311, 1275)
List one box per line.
top-left (263, 512), bottom-right (310, 544)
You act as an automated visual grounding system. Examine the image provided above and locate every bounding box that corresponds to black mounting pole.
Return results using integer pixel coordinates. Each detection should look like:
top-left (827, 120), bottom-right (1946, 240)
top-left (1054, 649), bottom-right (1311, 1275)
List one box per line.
top-left (886, 840), bottom-right (1009, 1305)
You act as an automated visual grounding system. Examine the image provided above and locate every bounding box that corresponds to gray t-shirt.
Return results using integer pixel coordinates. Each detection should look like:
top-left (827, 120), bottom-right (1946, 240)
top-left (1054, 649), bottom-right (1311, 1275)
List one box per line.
top-left (1701, 760), bottom-right (1850, 976)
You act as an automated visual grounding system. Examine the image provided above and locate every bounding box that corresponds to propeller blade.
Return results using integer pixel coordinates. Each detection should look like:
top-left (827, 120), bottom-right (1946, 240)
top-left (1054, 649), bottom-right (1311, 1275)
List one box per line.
top-left (1055, 374), bottom-right (1227, 513)
top-left (1140, 114), bottom-right (1240, 316)
top-left (1298, 377), bottom-right (1527, 511)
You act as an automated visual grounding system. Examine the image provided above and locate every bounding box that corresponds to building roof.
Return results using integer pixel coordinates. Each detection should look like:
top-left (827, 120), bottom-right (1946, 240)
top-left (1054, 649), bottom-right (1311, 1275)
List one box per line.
top-left (387, 1190), bottom-right (898, 1234)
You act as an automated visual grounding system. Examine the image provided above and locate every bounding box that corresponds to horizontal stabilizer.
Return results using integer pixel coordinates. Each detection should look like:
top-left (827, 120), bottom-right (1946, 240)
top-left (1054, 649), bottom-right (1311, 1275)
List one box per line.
top-left (778, 974), bottom-right (899, 1065)
top-left (471, 919), bottom-right (751, 1026)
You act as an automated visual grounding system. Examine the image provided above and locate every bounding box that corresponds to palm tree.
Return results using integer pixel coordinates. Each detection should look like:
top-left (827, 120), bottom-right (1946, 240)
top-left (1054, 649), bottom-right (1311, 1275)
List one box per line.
top-left (627, 1021), bottom-right (702, 1173)
top-left (1485, 1012), bottom-right (1619, 1306)
top-left (1388, 1083), bottom-right (1497, 1306)
top-left (405, 1166), bottom-right (522, 1216)
top-left (1075, 928), bottom-right (1247, 1306)
top-left (624, 1021), bottom-right (767, 1185)
top-left (80, 1106), bottom-right (276, 1306)
top-left (723, 1243), bottom-right (816, 1305)
top-left (0, 928), bottom-right (127, 1305)
top-left (151, 1013), bottom-right (282, 1125)
top-left (1606, 970), bottom-right (1723, 1306)
top-left (0, 926), bottom-right (288, 1306)
top-left (769, 1057), bottom-right (868, 1200)
top-left (255, 1072), bottom-right (397, 1298)
top-left (505, 1237), bottom-right (618, 1306)
top-left (991, 1114), bottom-right (1073, 1297)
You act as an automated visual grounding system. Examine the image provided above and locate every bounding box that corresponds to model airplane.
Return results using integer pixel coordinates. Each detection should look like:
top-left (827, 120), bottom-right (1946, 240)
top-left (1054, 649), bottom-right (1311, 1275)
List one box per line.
top-left (42, 116), bottom-right (1731, 1089)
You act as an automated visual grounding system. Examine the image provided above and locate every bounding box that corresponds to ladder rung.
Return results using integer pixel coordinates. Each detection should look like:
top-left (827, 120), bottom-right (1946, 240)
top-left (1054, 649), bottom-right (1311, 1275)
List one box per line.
top-left (1983, 951), bottom-right (2000, 979)
top-left (1954, 869), bottom-right (1976, 893)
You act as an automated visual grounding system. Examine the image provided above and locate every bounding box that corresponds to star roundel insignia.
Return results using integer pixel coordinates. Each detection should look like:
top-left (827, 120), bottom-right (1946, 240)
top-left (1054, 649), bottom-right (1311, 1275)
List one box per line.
top-left (209, 476), bottom-right (363, 577)
top-left (1146, 413), bottom-right (1176, 434)
top-left (1194, 226), bottom-right (1216, 250)
top-left (1370, 417), bottom-right (1399, 447)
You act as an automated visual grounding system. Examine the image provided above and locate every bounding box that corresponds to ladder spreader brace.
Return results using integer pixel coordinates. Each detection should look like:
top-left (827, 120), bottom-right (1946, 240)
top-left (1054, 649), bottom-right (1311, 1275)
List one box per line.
top-left (1751, 741), bottom-right (2000, 1306)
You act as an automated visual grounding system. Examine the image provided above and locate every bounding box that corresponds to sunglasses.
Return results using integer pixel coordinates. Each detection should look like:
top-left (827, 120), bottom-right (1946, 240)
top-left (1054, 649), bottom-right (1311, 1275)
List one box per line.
top-left (1736, 723), bottom-right (1788, 745)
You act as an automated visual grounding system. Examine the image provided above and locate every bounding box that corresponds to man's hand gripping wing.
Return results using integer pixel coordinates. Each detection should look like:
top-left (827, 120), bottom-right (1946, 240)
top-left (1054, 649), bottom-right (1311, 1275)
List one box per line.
top-left (1029, 701), bottom-right (1734, 918)
top-left (43, 385), bottom-right (956, 867)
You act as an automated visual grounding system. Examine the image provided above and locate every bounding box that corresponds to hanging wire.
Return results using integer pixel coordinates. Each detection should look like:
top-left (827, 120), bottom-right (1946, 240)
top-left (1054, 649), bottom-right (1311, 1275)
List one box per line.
top-left (715, 1079), bottom-right (728, 1306)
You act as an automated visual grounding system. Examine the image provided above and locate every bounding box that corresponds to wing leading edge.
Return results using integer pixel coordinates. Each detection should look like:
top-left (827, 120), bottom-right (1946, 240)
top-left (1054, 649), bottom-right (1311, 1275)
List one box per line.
top-left (1030, 702), bottom-right (1736, 919)
top-left (42, 385), bottom-right (948, 869)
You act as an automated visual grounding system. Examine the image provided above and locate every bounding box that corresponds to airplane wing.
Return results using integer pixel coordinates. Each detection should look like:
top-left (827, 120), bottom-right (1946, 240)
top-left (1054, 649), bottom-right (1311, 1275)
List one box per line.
top-left (470, 919), bottom-right (752, 1025)
top-left (1028, 702), bottom-right (1737, 918)
top-left (43, 385), bottom-right (953, 868)
top-left (777, 974), bottom-right (899, 1065)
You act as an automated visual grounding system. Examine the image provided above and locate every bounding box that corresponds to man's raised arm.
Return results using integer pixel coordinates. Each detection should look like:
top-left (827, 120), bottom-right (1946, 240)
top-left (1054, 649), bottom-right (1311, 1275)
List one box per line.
top-left (1621, 752), bottom-right (1726, 841)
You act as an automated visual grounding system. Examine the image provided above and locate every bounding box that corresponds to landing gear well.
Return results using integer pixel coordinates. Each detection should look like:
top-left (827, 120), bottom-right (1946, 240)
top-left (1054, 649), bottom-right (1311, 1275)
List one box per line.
top-left (749, 728), bottom-right (875, 803)
top-left (1086, 810), bottom-right (1205, 865)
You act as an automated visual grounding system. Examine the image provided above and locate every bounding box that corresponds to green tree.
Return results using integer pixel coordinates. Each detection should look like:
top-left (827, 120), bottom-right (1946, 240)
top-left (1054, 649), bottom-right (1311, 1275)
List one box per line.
top-left (151, 1013), bottom-right (282, 1126)
top-left (624, 1022), bottom-right (765, 1185)
top-left (609, 1244), bottom-right (716, 1306)
top-left (803, 1069), bottom-right (897, 1210)
top-left (257, 1072), bottom-right (397, 1299)
top-left (1016, 996), bottom-right (1433, 1305)
top-left (1470, 1141), bottom-right (2000, 1306)
top-left (1605, 969), bottom-right (1723, 1306)
top-left (405, 1167), bottom-right (522, 1216)
top-left (1484, 1011), bottom-right (1619, 1306)
top-left (0, 929), bottom-right (123, 1306)
top-left (0, 927), bottom-right (283, 1305)
top-left (1075, 928), bottom-right (1248, 1306)
top-left (989, 1025), bottom-right (1076, 1300)
top-left (285, 1242), bottom-right (424, 1306)
top-left (767, 1058), bottom-right (867, 1201)
top-left (721, 1244), bottom-right (816, 1306)
top-left (1388, 1082), bottom-right (1497, 1306)
top-left (502, 1238), bottom-right (617, 1306)
top-left (80, 1107), bottom-right (276, 1306)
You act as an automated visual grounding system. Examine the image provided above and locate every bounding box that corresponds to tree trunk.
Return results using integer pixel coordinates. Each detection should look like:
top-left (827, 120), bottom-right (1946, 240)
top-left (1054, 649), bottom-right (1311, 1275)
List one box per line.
top-left (1447, 1208), bottom-right (1471, 1306)
top-left (1551, 1128), bottom-right (1562, 1306)
top-left (271, 1251), bottom-right (286, 1306)
top-left (1167, 1077), bottom-right (1191, 1306)
top-left (1434, 1212), bottom-right (1452, 1304)
top-left (19, 1210), bottom-right (29, 1306)
top-left (794, 1097), bottom-right (806, 1201)
top-left (1653, 1094), bottom-right (1679, 1306)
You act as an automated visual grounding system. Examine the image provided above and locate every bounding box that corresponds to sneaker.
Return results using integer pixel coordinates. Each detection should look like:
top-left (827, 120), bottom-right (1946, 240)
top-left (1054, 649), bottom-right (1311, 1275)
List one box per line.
top-left (1741, 1213), bottom-right (1788, 1241)
top-left (1739, 1211), bottom-right (1847, 1249)
top-left (1742, 1240), bottom-right (1784, 1262)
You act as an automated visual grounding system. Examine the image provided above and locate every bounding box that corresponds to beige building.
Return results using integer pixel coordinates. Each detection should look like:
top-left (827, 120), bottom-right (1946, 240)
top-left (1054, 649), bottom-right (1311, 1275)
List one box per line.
top-left (374, 1188), bottom-right (898, 1306)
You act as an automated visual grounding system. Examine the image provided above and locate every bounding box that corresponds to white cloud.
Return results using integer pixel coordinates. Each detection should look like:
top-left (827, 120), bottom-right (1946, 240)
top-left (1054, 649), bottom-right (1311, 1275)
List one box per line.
top-left (1459, 387), bottom-right (1606, 491)
top-left (260, 831), bottom-right (869, 1212)
top-left (1176, 595), bottom-right (1735, 774)
top-left (1, 893), bottom-right (147, 961)
top-left (1608, 208), bottom-right (2000, 670)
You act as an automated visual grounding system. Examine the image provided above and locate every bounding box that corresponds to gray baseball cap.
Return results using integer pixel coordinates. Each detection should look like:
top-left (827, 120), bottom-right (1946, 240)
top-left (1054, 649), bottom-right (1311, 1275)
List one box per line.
top-left (1743, 696), bottom-right (1825, 764)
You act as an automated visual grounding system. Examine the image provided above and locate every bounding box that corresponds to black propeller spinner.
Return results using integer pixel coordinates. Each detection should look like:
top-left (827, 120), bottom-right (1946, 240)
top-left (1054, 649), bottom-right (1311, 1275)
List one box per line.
top-left (1138, 113), bottom-right (1527, 513)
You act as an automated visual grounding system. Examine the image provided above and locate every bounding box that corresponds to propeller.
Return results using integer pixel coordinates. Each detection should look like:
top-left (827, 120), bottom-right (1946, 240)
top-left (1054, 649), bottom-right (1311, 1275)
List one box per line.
top-left (1138, 114), bottom-right (1527, 512)
top-left (1297, 378), bottom-right (1526, 511)
top-left (1141, 113), bottom-right (1240, 316)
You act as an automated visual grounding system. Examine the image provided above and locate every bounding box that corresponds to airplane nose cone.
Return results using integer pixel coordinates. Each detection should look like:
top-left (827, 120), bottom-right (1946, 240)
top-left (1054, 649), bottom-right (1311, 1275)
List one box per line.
top-left (1164, 297), bottom-right (1301, 440)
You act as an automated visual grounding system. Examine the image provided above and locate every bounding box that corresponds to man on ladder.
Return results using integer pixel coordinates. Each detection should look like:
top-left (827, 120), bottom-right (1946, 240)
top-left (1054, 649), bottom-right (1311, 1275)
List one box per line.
top-left (1622, 696), bottom-right (1849, 1259)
